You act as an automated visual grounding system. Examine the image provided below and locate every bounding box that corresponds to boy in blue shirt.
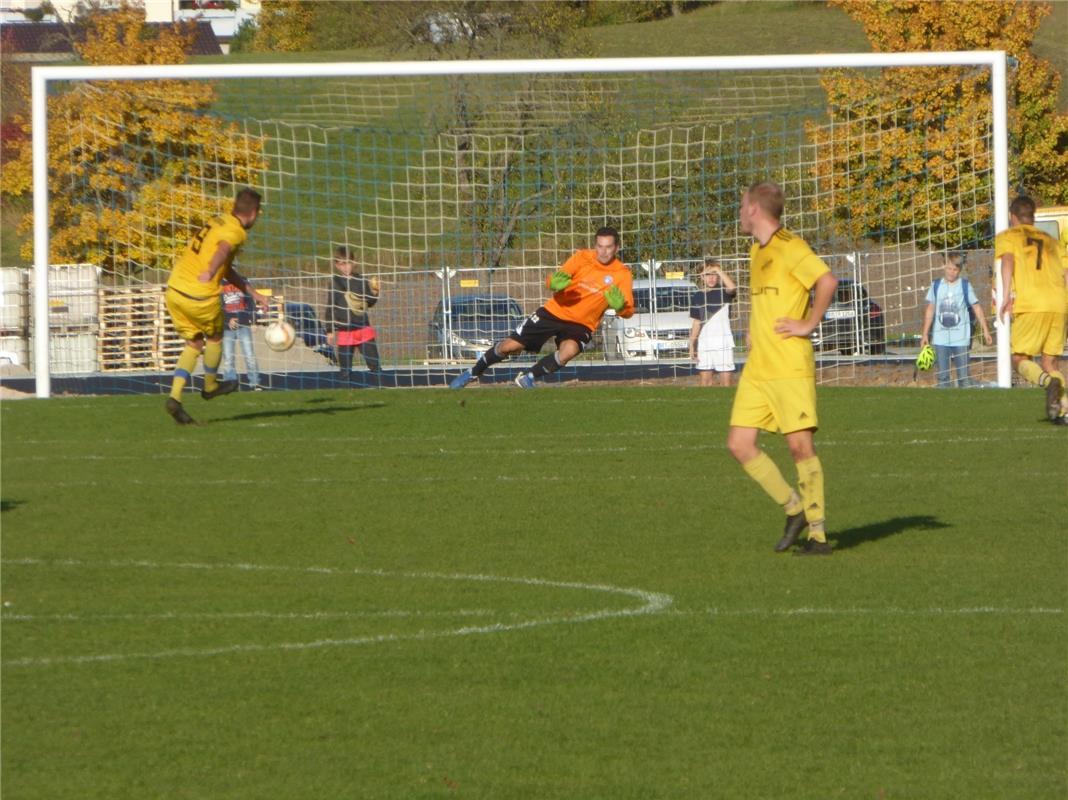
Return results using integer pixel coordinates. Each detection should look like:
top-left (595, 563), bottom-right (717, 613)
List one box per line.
top-left (920, 253), bottom-right (992, 387)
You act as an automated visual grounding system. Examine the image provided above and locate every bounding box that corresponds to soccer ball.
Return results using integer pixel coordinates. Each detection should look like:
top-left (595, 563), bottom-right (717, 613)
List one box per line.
top-left (264, 321), bottom-right (296, 352)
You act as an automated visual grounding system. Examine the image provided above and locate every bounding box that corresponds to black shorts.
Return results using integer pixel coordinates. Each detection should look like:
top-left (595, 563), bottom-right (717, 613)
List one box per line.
top-left (508, 307), bottom-right (593, 353)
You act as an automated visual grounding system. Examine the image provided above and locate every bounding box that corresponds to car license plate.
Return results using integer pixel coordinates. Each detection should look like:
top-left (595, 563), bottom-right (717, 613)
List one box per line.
top-left (825, 309), bottom-right (855, 319)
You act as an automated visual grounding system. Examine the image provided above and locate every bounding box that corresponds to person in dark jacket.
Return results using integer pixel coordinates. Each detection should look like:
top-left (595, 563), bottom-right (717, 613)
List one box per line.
top-left (325, 246), bottom-right (381, 378)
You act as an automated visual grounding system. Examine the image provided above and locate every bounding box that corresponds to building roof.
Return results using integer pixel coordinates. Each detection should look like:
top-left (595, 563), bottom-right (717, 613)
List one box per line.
top-left (0, 21), bottom-right (223, 57)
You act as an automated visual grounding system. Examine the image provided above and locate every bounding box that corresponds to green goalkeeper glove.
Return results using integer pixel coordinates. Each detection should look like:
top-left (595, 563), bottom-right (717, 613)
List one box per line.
top-left (549, 270), bottom-right (572, 292)
top-left (604, 284), bottom-right (626, 312)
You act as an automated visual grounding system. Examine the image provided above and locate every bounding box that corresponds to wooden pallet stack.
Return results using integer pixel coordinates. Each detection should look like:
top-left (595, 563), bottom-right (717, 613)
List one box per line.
top-left (98, 285), bottom-right (285, 372)
top-left (97, 285), bottom-right (179, 372)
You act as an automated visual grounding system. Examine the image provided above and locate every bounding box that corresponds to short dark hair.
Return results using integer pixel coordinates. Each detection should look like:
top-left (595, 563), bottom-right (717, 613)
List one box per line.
top-left (334, 245), bottom-right (353, 260)
top-left (595, 226), bottom-right (620, 245)
top-left (944, 251), bottom-right (965, 268)
top-left (232, 188), bottom-right (261, 216)
top-left (1010, 195), bottom-right (1036, 223)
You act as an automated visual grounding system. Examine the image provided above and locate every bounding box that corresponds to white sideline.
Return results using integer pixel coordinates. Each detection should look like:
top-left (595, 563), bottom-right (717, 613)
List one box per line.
top-left (679, 607), bottom-right (1063, 617)
top-left (0, 559), bottom-right (673, 668)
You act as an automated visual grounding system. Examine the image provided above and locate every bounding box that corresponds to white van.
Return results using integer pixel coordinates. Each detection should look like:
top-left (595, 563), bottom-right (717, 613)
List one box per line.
top-left (605, 277), bottom-right (697, 361)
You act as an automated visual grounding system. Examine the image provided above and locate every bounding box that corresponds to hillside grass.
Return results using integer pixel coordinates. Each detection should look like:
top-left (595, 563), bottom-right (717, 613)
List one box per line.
top-left (4, 1), bottom-right (1065, 269)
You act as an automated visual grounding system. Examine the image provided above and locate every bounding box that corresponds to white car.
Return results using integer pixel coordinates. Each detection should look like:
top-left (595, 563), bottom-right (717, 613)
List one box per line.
top-left (605, 278), bottom-right (697, 361)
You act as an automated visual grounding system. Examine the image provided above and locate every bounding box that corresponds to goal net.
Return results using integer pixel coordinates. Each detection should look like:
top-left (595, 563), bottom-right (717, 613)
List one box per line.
top-left (25, 54), bottom-right (1009, 396)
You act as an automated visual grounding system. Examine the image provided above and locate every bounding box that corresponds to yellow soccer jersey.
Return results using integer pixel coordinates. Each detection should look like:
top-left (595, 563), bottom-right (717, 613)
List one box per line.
top-left (168, 214), bottom-right (248, 298)
top-left (745, 228), bottom-right (831, 380)
top-left (995, 224), bottom-right (1067, 313)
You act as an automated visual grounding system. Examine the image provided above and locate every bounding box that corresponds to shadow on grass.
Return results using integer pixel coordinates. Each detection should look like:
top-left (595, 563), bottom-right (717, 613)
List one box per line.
top-left (831, 515), bottom-right (950, 550)
top-left (212, 402), bottom-right (386, 423)
top-left (1, 499), bottom-right (23, 512)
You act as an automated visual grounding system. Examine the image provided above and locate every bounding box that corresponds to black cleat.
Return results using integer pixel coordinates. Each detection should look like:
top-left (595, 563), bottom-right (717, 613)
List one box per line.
top-left (775, 511), bottom-right (807, 553)
top-left (1046, 377), bottom-right (1064, 421)
top-left (1052, 415), bottom-right (1068, 426)
top-left (165, 397), bottom-right (196, 425)
top-left (794, 538), bottom-right (833, 556)
top-left (201, 379), bottom-right (238, 401)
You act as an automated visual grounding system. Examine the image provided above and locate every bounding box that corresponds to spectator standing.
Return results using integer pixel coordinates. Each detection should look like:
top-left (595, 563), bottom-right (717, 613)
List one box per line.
top-left (325, 246), bottom-right (382, 380)
top-left (220, 278), bottom-right (262, 390)
top-left (688, 259), bottom-right (738, 387)
top-left (920, 252), bottom-right (993, 387)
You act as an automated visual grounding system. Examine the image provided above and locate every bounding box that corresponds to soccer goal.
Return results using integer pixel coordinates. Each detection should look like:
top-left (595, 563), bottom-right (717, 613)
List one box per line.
top-left (27, 52), bottom-right (1010, 397)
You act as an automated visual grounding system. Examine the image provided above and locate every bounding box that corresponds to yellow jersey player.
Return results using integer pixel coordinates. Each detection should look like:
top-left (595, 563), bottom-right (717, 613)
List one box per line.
top-left (164, 188), bottom-right (268, 425)
top-left (449, 227), bottom-right (634, 389)
top-left (726, 181), bottom-right (839, 555)
top-left (995, 195), bottom-right (1068, 425)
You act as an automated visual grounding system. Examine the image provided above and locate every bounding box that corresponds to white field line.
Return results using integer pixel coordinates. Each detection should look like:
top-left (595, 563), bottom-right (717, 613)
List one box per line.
top-left (671, 607), bottom-right (1063, 617)
top-left (3, 609), bottom-right (500, 622)
top-left (0, 559), bottom-right (673, 669)
top-left (3, 433), bottom-right (1056, 467)
top-left (6, 424), bottom-right (1046, 449)
top-left (22, 472), bottom-right (1065, 490)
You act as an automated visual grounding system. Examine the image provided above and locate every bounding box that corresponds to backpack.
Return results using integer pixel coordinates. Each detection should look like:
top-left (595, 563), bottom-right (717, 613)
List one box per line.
top-left (931, 277), bottom-right (979, 341)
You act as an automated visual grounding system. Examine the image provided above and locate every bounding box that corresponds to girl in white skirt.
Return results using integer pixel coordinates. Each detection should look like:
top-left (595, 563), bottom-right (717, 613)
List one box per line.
top-left (688, 260), bottom-right (737, 386)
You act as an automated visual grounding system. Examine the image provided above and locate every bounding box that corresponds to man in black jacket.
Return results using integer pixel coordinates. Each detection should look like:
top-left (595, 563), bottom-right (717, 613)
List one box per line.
top-left (325, 246), bottom-right (382, 378)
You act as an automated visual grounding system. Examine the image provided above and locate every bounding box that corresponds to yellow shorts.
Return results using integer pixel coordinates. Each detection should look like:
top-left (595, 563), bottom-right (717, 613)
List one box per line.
top-left (166, 287), bottom-right (223, 341)
top-left (730, 374), bottom-right (818, 434)
top-left (1011, 312), bottom-right (1068, 357)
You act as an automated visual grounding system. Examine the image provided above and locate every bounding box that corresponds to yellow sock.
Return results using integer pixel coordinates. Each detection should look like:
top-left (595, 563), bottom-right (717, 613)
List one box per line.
top-left (742, 451), bottom-right (795, 508)
top-left (202, 340), bottom-right (222, 392)
top-left (169, 346), bottom-right (200, 402)
top-left (796, 455), bottom-right (826, 533)
top-left (1017, 360), bottom-right (1046, 387)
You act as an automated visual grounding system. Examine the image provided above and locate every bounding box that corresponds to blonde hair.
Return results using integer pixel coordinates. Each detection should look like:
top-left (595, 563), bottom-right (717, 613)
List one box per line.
top-left (745, 181), bottom-right (785, 221)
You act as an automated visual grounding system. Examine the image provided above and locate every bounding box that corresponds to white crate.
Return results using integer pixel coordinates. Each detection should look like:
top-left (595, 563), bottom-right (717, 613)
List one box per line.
top-left (28, 264), bottom-right (101, 329)
top-left (0, 268), bottom-right (28, 331)
top-left (48, 332), bottom-right (98, 375)
top-left (0, 335), bottom-right (28, 368)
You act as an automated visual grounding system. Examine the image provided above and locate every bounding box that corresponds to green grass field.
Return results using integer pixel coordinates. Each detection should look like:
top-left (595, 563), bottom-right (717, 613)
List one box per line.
top-left (2, 385), bottom-right (1065, 798)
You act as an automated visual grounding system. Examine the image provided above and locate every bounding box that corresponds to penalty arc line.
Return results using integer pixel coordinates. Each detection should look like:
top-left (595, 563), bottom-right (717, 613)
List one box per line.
top-left (0, 558), bottom-right (673, 669)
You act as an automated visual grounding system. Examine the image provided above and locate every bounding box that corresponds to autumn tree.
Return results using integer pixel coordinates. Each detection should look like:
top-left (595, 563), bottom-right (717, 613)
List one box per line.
top-left (808, 0), bottom-right (1067, 249)
top-left (0, 4), bottom-right (266, 274)
top-left (252, 0), bottom-right (314, 53)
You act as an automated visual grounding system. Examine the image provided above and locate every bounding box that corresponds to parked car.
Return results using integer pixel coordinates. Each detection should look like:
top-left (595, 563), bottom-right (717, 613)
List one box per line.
top-left (810, 278), bottom-right (886, 355)
top-left (428, 294), bottom-right (526, 361)
top-left (604, 277), bottom-right (697, 361)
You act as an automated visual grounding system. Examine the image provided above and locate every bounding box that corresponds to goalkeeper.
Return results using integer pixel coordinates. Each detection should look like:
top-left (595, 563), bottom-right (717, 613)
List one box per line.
top-left (450, 227), bottom-right (634, 389)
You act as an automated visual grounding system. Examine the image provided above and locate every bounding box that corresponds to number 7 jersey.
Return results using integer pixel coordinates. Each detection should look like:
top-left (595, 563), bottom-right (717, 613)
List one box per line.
top-left (995, 224), bottom-right (1066, 313)
top-left (168, 213), bottom-right (249, 298)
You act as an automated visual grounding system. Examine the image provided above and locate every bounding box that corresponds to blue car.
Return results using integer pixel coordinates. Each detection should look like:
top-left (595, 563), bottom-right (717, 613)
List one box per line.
top-left (428, 294), bottom-right (526, 361)
top-left (283, 302), bottom-right (336, 362)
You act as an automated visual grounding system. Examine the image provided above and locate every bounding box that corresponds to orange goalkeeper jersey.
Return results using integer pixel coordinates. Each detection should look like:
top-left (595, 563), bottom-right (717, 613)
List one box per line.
top-left (542, 249), bottom-right (634, 330)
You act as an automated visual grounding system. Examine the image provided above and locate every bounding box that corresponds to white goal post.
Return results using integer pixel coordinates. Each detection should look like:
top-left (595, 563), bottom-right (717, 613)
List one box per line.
top-left (30, 51), bottom-right (1011, 397)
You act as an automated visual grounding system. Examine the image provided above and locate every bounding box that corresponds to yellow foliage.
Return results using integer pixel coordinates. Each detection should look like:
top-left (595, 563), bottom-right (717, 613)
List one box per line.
top-left (812, 0), bottom-right (1068, 248)
top-left (254, 0), bottom-right (314, 52)
top-left (4, 4), bottom-right (268, 274)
